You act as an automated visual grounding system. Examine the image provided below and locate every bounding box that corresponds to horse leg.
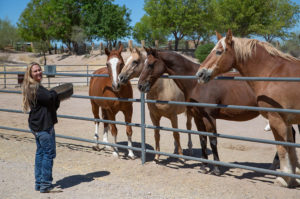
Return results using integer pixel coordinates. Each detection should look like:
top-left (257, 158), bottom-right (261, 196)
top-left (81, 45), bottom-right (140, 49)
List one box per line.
top-left (270, 126), bottom-right (296, 170)
top-left (101, 108), bottom-right (110, 150)
top-left (194, 115), bottom-right (209, 172)
top-left (186, 111), bottom-right (193, 156)
top-left (150, 112), bottom-right (161, 162)
top-left (269, 117), bottom-right (299, 187)
top-left (203, 116), bottom-right (220, 175)
top-left (123, 106), bottom-right (135, 159)
top-left (106, 112), bottom-right (119, 157)
top-left (170, 115), bottom-right (183, 160)
top-left (91, 101), bottom-right (101, 151)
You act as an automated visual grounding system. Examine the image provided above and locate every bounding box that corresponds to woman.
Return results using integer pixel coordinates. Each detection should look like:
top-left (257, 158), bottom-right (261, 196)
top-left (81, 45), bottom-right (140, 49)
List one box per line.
top-left (22, 62), bottom-right (61, 193)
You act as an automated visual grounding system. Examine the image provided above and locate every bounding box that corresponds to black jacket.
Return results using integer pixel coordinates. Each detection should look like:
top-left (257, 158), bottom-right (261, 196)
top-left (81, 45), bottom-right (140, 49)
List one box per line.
top-left (29, 85), bottom-right (60, 132)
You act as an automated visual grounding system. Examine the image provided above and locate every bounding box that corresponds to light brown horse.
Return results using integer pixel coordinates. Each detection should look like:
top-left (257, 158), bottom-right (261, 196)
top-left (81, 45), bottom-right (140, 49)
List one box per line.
top-left (118, 48), bottom-right (193, 162)
top-left (138, 47), bottom-right (259, 175)
top-left (196, 30), bottom-right (300, 187)
top-left (89, 44), bottom-right (135, 158)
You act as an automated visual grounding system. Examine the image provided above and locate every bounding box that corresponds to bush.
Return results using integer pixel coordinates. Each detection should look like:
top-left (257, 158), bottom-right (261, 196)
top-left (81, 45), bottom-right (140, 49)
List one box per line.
top-left (195, 43), bottom-right (215, 63)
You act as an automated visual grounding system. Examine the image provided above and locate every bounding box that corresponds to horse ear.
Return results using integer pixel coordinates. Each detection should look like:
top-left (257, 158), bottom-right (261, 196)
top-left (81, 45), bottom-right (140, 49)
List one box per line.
top-left (105, 48), bottom-right (110, 56)
top-left (129, 47), bottom-right (133, 53)
top-left (118, 44), bottom-right (123, 54)
top-left (144, 47), bottom-right (150, 55)
top-left (225, 29), bottom-right (233, 45)
top-left (216, 31), bottom-right (222, 41)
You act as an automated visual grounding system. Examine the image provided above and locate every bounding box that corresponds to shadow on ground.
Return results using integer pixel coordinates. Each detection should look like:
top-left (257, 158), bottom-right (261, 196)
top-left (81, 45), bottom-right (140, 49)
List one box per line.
top-left (55, 171), bottom-right (110, 189)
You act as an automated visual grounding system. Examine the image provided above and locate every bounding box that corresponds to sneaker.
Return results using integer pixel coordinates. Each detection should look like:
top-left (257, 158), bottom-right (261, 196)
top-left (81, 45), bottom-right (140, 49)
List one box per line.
top-left (40, 186), bottom-right (62, 193)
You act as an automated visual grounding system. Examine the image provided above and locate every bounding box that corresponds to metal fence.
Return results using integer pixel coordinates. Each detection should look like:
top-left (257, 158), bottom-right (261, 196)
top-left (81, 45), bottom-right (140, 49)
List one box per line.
top-left (0, 64), bottom-right (105, 88)
top-left (1, 70), bottom-right (300, 180)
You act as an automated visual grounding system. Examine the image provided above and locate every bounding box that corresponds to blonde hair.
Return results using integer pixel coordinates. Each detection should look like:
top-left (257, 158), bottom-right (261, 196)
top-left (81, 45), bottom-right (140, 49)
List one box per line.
top-left (22, 62), bottom-right (41, 112)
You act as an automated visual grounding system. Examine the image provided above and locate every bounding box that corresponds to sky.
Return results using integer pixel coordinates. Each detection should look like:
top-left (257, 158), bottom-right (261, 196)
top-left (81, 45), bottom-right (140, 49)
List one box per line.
top-left (0, 0), bottom-right (300, 35)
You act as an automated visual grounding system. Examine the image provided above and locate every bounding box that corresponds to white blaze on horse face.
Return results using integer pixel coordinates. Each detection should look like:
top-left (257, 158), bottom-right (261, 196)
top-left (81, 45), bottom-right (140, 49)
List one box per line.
top-left (125, 55), bottom-right (133, 66)
top-left (212, 38), bottom-right (226, 52)
top-left (108, 57), bottom-right (119, 85)
top-left (144, 58), bottom-right (148, 65)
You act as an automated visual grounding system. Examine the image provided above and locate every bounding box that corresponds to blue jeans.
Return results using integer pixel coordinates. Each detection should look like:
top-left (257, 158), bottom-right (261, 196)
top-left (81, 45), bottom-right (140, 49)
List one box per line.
top-left (33, 126), bottom-right (56, 191)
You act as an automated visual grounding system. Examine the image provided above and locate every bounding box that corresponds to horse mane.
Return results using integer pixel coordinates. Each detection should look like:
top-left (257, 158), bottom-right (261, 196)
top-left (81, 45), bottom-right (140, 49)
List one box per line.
top-left (233, 37), bottom-right (299, 63)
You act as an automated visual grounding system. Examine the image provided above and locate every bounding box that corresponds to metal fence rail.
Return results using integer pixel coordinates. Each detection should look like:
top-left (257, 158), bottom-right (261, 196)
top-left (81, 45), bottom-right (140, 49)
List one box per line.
top-left (1, 71), bottom-right (300, 180)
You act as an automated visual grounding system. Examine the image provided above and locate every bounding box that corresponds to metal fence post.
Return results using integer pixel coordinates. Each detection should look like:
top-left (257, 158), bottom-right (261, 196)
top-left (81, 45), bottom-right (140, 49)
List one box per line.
top-left (140, 91), bottom-right (146, 164)
top-left (87, 65), bottom-right (89, 86)
top-left (4, 65), bottom-right (6, 88)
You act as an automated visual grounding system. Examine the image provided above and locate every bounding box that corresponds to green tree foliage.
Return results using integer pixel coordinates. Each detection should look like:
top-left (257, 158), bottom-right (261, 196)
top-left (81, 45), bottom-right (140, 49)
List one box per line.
top-left (194, 43), bottom-right (215, 63)
top-left (213, 0), bottom-right (300, 41)
top-left (280, 32), bottom-right (300, 58)
top-left (0, 18), bottom-right (21, 49)
top-left (144, 0), bottom-right (205, 51)
top-left (132, 15), bottom-right (168, 46)
top-left (256, 0), bottom-right (300, 42)
top-left (17, 0), bottom-right (132, 54)
top-left (17, 0), bottom-right (53, 64)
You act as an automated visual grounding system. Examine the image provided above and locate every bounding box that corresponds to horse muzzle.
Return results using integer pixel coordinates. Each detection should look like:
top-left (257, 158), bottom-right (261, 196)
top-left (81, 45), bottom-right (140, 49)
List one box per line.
top-left (138, 81), bottom-right (151, 93)
top-left (112, 82), bottom-right (121, 92)
top-left (118, 73), bottom-right (129, 85)
top-left (196, 68), bottom-right (211, 84)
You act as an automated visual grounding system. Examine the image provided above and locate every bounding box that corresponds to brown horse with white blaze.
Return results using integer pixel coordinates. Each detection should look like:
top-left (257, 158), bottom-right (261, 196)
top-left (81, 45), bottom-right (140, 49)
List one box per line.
top-left (138, 47), bottom-right (259, 175)
top-left (196, 30), bottom-right (300, 187)
top-left (118, 48), bottom-right (193, 162)
top-left (89, 44), bottom-right (135, 158)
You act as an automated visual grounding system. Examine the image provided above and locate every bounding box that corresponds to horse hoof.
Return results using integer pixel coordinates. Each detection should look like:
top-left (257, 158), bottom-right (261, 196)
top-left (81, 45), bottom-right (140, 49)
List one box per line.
top-left (212, 168), bottom-right (221, 176)
top-left (154, 159), bottom-right (160, 164)
top-left (274, 177), bottom-right (298, 188)
top-left (199, 164), bottom-right (209, 174)
top-left (92, 146), bottom-right (100, 151)
top-left (112, 152), bottom-right (119, 158)
top-left (128, 154), bottom-right (136, 160)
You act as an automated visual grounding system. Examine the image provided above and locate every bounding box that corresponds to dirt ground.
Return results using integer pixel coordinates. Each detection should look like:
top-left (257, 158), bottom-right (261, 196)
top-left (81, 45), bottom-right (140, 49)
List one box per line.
top-left (1, 51), bottom-right (300, 198)
top-left (1, 84), bottom-right (300, 199)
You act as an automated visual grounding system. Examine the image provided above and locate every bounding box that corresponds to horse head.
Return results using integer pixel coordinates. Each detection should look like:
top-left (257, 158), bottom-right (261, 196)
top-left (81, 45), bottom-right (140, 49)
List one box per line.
top-left (119, 47), bottom-right (144, 85)
top-left (196, 29), bottom-right (236, 84)
top-left (105, 44), bottom-right (124, 91)
top-left (138, 47), bottom-right (166, 93)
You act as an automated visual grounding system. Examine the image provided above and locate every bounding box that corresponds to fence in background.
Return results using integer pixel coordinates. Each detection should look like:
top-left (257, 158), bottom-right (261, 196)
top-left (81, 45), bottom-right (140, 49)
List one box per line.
top-left (1, 71), bottom-right (300, 181)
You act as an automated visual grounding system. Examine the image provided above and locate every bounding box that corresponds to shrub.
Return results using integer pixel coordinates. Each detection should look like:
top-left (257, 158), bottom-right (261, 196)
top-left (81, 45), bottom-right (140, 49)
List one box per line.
top-left (194, 43), bottom-right (215, 63)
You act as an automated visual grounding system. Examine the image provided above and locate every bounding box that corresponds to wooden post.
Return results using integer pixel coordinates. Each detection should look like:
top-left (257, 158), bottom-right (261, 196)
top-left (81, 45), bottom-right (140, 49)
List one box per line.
top-left (128, 40), bottom-right (133, 51)
top-left (168, 40), bottom-right (172, 50)
top-left (141, 40), bottom-right (145, 49)
top-left (91, 42), bottom-right (95, 54)
top-left (100, 42), bottom-right (103, 55)
top-left (155, 40), bottom-right (159, 48)
top-left (185, 40), bottom-right (189, 50)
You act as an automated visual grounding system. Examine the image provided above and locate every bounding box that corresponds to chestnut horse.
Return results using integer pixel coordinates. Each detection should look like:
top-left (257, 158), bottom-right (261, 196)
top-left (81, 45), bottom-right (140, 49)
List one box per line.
top-left (118, 48), bottom-right (193, 161)
top-left (138, 48), bottom-right (259, 175)
top-left (196, 30), bottom-right (300, 187)
top-left (89, 45), bottom-right (135, 158)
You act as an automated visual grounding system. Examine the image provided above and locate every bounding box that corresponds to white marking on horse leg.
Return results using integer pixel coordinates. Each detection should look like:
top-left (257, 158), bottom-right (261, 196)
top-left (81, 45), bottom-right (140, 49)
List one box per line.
top-left (276, 152), bottom-right (294, 187)
top-left (94, 122), bottom-right (99, 147)
top-left (112, 136), bottom-right (119, 157)
top-left (108, 57), bottom-right (119, 87)
top-left (103, 127), bottom-right (110, 149)
top-left (127, 136), bottom-right (135, 158)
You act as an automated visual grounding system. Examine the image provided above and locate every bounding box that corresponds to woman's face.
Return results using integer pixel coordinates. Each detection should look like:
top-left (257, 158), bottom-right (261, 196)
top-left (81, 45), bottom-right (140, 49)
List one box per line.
top-left (31, 64), bottom-right (43, 83)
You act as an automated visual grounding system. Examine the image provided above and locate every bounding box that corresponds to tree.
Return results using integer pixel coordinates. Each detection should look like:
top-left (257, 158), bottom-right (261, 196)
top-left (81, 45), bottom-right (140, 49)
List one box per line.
top-left (280, 32), bottom-right (300, 58)
top-left (144, 0), bottom-right (203, 51)
top-left (256, 0), bottom-right (300, 42)
top-left (132, 15), bottom-right (169, 46)
top-left (0, 18), bottom-right (21, 50)
top-left (213, 0), bottom-right (300, 41)
top-left (17, 0), bottom-right (52, 64)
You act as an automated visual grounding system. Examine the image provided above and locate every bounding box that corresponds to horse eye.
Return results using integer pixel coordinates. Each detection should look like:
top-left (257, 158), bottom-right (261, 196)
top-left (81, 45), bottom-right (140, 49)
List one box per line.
top-left (216, 50), bottom-right (222, 55)
top-left (133, 60), bottom-right (139, 65)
